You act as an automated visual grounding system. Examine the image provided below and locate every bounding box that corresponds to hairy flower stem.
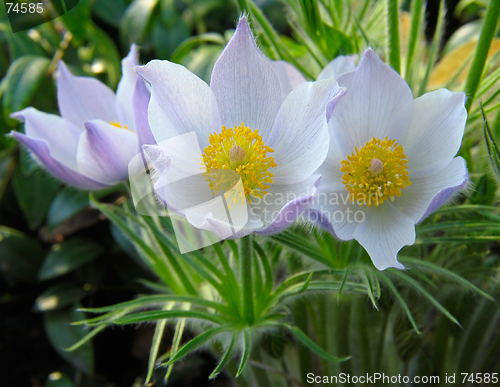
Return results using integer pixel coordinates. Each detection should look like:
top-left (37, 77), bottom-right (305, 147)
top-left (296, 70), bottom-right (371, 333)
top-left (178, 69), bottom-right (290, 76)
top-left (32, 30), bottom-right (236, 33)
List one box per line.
top-left (240, 234), bottom-right (254, 325)
top-left (464, 1), bottom-right (500, 112)
top-left (387, 0), bottom-right (401, 74)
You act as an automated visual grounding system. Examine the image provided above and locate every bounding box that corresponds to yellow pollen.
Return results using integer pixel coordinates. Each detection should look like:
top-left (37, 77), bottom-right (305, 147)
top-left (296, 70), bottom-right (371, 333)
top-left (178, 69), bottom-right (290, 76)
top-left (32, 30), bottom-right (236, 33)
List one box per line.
top-left (340, 137), bottom-right (411, 207)
top-left (202, 122), bottom-right (276, 206)
top-left (109, 121), bottom-right (134, 132)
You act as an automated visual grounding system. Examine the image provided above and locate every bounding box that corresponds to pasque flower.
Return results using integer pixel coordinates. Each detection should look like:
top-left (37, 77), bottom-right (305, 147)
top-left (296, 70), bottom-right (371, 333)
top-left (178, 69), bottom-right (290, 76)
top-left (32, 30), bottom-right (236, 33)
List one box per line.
top-left (309, 49), bottom-right (468, 270)
top-left (10, 45), bottom-right (153, 189)
top-left (138, 17), bottom-right (345, 237)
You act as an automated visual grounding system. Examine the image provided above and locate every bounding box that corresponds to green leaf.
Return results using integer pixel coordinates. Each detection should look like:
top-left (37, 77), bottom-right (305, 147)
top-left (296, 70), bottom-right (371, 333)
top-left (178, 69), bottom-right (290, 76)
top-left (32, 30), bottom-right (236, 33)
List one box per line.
top-left (2, 55), bottom-right (50, 127)
top-left (120, 0), bottom-right (160, 48)
top-left (110, 310), bottom-right (225, 325)
top-left (236, 329), bottom-right (252, 377)
top-left (171, 32), bottom-right (226, 63)
top-left (284, 324), bottom-right (350, 362)
top-left (38, 238), bottom-right (103, 280)
top-left (12, 164), bottom-right (60, 229)
top-left (45, 372), bottom-right (74, 387)
top-left (209, 332), bottom-right (237, 379)
top-left (0, 226), bottom-right (45, 284)
top-left (482, 104), bottom-right (500, 184)
top-left (164, 325), bottom-right (228, 365)
top-left (92, 0), bottom-right (128, 27)
top-left (47, 187), bottom-right (90, 228)
top-left (34, 282), bottom-right (87, 312)
top-left (44, 304), bottom-right (94, 374)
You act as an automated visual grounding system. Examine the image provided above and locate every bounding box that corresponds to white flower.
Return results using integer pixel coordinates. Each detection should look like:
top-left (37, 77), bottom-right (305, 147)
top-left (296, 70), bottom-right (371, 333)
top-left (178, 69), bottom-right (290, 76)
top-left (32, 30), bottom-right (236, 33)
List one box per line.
top-left (137, 17), bottom-right (345, 238)
top-left (309, 49), bottom-right (468, 270)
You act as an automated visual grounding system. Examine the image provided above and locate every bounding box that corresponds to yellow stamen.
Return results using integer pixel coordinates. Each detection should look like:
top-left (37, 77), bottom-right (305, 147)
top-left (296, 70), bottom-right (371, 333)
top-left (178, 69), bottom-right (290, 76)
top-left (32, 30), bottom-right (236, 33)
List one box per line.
top-left (202, 122), bottom-right (276, 206)
top-left (340, 137), bottom-right (411, 207)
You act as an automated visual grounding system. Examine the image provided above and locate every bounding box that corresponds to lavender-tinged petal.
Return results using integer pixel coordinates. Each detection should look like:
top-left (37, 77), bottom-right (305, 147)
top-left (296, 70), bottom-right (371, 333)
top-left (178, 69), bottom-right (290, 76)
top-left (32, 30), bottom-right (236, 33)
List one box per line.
top-left (269, 80), bottom-right (345, 185)
top-left (210, 17), bottom-right (283, 137)
top-left (133, 78), bottom-right (155, 146)
top-left (77, 120), bottom-right (138, 185)
top-left (116, 44), bottom-right (140, 129)
top-left (317, 55), bottom-right (357, 81)
top-left (395, 157), bottom-right (468, 223)
top-left (136, 60), bottom-right (218, 149)
top-left (57, 61), bottom-right (119, 127)
top-left (269, 60), bottom-right (307, 95)
top-left (402, 90), bottom-right (467, 178)
top-left (10, 132), bottom-right (107, 189)
top-left (332, 49), bottom-right (413, 149)
top-left (352, 203), bottom-right (415, 270)
top-left (256, 175), bottom-right (321, 235)
top-left (11, 107), bottom-right (81, 170)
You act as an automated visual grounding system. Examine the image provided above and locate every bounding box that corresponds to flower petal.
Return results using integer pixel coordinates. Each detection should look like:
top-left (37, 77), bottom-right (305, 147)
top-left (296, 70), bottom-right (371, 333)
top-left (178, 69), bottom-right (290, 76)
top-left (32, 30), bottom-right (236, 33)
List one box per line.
top-left (352, 203), bottom-right (415, 270)
top-left (11, 107), bottom-right (81, 170)
top-left (317, 55), bottom-right (356, 81)
top-left (256, 175), bottom-right (321, 234)
top-left (10, 132), bottom-right (107, 189)
top-left (136, 60), bottom-right (218, 149)
top-left (308, 192), bottom-right (362, 240)
top-left (269, 80), bottom-right (345, 184)
top-left (332, 49), bottom-right (413, 150)
top-left (210, 17), bottom-right (283, 136)
top-left (402, 90), bottom-right (467, 178)
top-left (133, 77), bottom-right (155, 146)
top-left (269, 60), bottom-right (307, 95)
top-left (77, 120), bottom-right (138, 185)
top-left (116, 44), bottom-right (140, 129)
top-left (57, 61), bottom-right (119, 128)
top-left (394, 157), bottom-right (468, 223)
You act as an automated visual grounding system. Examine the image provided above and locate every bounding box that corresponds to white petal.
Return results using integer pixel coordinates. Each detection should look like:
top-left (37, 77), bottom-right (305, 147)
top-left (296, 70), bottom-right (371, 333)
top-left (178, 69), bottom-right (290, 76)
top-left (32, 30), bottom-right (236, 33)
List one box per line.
top-left (116, 44), bottom-right (140, 129)
top-left (269, 60), bottom-right (307, 95)
top-left (331, 49), bottom-right (413, 150)
top-left (76, 120), bottom-right (138, 185)
top-left (210, 17), bottom-right (283, 137)
top-left (11, 107), bottom-right (81, 170)
top-left (352, 203), bottom-right (415, 270)
top-left (269, 80), bottom-right (345, 184)
top-left (402, 90), bottom-right (467, 178)
top-left (57, 61), bottom-right (119, 127)
top-left (136, 60), bottom-right (218, 149)
top-left (317, 55), bottom-right (356, 81)
top-left (394, 157), bottom-right (468, 223)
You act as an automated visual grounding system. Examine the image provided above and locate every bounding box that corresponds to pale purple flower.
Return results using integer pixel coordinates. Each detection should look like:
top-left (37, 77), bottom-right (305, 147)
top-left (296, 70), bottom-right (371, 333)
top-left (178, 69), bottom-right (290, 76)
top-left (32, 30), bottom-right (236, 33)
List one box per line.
top-left (138, 17), bottom-right (345, 238)
top-left (10, 45), bottom-right (153, 189)
top-left (309, 49), bottom-right (468, 270)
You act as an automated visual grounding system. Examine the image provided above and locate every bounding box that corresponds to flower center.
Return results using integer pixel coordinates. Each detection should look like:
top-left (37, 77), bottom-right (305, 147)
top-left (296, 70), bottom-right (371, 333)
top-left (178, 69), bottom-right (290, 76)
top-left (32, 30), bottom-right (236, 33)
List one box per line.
top-left (202, 122), bottom-right (276, 205)
top-left (340, 137), bottom-right (411, 207)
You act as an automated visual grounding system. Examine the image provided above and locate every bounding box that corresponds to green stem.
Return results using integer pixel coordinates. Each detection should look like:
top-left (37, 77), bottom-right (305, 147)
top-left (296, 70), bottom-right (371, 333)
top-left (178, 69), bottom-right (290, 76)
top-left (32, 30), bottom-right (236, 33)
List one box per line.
top-left (464, 1), bottom-right (500, 112)
top-left (387, 0), bottom-right (401, 73)
top-left (405, 0), bottom-right (424, 85)
top-left (240, 234), bottom-right (254, 325)
top-left (418, 0), bottom-right (445, 96)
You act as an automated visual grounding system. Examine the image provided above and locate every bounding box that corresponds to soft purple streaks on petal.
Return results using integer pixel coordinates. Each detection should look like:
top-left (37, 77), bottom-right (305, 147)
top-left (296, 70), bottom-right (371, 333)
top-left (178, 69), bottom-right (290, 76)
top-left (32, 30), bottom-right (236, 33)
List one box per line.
top-left (133, 77), bottom-right (155, 146)
top-left (57, 62), bottom-right (119, 128)
top-left (332, 49), bottom-right (413, 149)
top-left (11, 107), bottom-right (81, 170)
top-left (256, 175), bottom-right (321, 234)
top-left (269, 80), bottom-right (344, 185)
top-left (394, 157), bottom-right (468, 223)
top-left (116, 44), bottom-right (140, 128)
top-left (317, 55), bottom-right (357, 81)
top-left (269, 60), bottom-right (307, 96)
top-left (77, 120), bottom-right (138, 185)
top-left (210, 17), bottom-right (283, 137)
top-left (353, 203), bottom-right (415, 270)
top-left (402, 90), bottom-right (467, 178)
top-left (10, 132), bottom-right (107, 189)
top-left (137, 60), bottom-right (218, 149)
